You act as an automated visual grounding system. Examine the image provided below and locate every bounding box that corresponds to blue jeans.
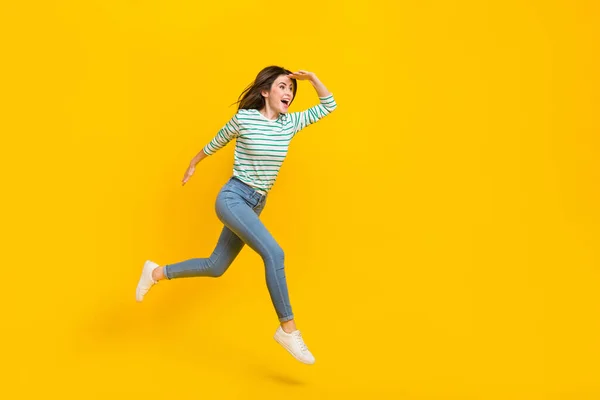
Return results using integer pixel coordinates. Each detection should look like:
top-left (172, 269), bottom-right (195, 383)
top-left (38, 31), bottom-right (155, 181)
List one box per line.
top-left (163, 176), bottom-right (294, 322)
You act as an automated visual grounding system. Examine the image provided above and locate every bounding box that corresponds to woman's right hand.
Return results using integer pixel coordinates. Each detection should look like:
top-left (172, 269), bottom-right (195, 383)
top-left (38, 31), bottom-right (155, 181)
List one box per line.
top-left (182, 164), bottom-right (196, 186)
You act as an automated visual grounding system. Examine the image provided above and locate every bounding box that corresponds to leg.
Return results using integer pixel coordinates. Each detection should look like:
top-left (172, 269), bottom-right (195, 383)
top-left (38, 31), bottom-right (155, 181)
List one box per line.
top-left (215, 191), bottom-right (294, 323)
top-left (155, 185), bottom-right (268, 280)
top-left (162, 225), bottom-right (245, 279)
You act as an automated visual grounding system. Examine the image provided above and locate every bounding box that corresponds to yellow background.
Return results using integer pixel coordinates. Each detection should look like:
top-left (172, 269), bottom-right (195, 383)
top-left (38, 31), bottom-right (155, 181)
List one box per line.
top-left (1, 0), bottom-right (599, 398)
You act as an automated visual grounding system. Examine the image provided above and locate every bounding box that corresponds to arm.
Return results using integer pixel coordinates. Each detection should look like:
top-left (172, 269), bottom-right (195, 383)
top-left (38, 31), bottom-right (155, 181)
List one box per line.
top-left (287, 70), bottom-right (337, 134)
top-left (181, 113), bottom-right (240, 185)
top-left (189, 148), bottom-right (209, 167)
top-left (202, 113), bottom-right (240, 157)
top-left (288, 70), bottom-right (331, 97)
top-left (310, 75), bottom-right (331, 97)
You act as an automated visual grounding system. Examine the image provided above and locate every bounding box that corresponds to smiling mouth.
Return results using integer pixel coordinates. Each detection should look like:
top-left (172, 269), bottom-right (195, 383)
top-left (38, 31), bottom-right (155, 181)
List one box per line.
top-left (281, 99), bottom-right (290, 106)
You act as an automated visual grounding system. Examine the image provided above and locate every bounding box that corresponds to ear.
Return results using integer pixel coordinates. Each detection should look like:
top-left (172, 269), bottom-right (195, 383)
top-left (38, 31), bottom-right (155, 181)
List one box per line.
top-left (261, 89), bottom-right (269, 98)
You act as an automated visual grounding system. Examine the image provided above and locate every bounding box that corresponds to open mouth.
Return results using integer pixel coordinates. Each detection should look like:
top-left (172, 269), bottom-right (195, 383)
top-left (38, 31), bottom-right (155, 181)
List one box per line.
top-left (281, 99), bottom-right (290, 106)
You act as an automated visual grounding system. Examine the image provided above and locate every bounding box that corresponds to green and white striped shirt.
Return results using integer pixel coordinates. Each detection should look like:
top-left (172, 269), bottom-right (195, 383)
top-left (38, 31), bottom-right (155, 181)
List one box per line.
top-left (203, 94), bottom-right (337, 194)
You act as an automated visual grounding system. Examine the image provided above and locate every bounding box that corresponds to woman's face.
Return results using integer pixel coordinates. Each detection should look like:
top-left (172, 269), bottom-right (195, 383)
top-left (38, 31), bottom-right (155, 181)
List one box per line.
top-left (262, 74), bottom-right (295, 114)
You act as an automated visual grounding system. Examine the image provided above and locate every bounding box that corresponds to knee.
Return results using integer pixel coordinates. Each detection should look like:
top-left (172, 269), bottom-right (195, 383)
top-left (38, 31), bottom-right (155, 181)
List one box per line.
top-left (209, 269), bottom-right (226, 278)
top-left (265, 245), bottom-right (285, 266)
top-left (206, 257), bottom-right (231, 278)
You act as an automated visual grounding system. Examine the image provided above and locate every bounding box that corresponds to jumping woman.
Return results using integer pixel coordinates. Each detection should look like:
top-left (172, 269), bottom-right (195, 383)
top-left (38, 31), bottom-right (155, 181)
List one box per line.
top-left (135, 66), bottom-right (337, 364)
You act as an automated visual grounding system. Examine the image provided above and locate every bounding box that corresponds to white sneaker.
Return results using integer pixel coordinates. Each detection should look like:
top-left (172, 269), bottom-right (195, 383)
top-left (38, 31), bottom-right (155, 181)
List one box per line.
top-left (274, 327), bottom-right (315, 365)
top-left (136, 260), bottom-right (159, 302)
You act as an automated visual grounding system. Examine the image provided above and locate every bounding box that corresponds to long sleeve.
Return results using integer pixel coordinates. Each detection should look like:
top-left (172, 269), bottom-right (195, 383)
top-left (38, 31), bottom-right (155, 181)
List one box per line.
top-left (202, 113), bottom-right (241, 156)
top-left (289, 94), bottom-right (337, 135)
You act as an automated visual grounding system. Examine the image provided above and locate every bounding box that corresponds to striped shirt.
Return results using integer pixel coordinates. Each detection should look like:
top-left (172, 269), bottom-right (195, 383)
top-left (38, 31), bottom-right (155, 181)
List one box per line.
top-left (203, 94), bottom-right (337, 194)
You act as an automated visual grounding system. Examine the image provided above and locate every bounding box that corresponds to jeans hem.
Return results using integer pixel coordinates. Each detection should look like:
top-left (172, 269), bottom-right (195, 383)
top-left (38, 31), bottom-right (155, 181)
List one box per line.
top-left (279, 314), bottom-right (294, 323)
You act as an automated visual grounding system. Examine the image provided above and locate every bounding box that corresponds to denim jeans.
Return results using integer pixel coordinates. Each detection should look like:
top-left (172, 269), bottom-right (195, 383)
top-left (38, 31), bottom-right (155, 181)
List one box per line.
top-left (163, 176), bottom-right (294, 322)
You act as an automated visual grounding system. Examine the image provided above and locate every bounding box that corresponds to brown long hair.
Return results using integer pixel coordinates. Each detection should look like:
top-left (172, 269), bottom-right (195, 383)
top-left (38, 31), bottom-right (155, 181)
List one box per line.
top-left (235, 66), bottom-right (297, 110)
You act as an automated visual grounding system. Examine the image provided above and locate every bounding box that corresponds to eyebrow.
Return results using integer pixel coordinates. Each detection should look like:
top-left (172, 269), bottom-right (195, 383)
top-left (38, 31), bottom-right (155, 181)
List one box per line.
top-left (277, 81), bottom-right (293, 86)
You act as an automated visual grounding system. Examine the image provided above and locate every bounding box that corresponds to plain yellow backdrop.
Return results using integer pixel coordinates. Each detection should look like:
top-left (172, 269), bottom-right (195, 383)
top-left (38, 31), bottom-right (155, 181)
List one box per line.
top-left (1, 0), bottom-right (599, 398)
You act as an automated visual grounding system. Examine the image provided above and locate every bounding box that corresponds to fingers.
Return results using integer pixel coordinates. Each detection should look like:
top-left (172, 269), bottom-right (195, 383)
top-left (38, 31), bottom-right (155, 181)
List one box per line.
top-left (181, 165), bottom-right (195, 186)
top-left (288, 71), bottom-right (309, 80)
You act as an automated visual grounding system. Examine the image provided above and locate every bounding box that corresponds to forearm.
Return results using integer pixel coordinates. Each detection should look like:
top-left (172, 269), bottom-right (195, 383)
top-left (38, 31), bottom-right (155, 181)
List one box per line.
top-left (309, 75), bottom-right (331, 98)
top-left (190, 148), bottom-right (209, 166)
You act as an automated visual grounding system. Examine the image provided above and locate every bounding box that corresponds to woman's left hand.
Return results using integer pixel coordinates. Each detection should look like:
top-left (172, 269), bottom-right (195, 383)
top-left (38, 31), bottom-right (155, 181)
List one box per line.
top-left (287, 70), bottom-right (316, 81)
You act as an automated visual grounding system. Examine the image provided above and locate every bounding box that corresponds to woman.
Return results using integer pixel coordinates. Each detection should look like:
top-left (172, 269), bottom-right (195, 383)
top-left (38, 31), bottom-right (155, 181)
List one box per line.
top-left (136, 66), bottom-right (337, 364)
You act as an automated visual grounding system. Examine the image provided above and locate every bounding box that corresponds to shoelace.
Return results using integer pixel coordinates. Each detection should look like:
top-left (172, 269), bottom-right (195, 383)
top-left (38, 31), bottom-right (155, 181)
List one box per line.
top-left (293, 331), bottom-right (309, 352)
